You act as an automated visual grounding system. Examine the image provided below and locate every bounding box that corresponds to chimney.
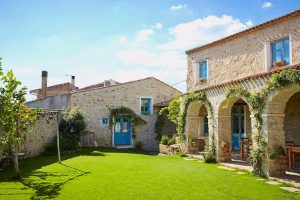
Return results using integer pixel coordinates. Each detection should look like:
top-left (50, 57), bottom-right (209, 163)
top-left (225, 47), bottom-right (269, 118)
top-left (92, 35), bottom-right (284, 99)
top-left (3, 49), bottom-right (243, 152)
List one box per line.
top-left (71, 75), bottom-right (75, 86)
top-left (41, 70), bottom-right (48, 98)
top-left (104, 79), bottom-right (116, 87)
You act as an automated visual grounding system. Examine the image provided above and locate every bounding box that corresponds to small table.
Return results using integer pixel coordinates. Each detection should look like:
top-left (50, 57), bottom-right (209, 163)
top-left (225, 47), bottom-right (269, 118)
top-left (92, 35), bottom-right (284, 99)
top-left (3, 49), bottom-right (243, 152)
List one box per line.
top-left (286, 146), bottom-right (300, 169)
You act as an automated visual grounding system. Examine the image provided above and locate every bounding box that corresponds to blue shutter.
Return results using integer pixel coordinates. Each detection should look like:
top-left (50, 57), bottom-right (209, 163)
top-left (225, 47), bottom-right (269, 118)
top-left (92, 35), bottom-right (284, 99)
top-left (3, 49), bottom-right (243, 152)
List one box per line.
top-left (199, 61), bottom-right (208, 79)
top-left (271, 37), bottom-right (290, 67)
top-left (203, 61), bottom-right (207, 79)
top-left (199, 63), bottom-right (202, 78)
top-left (147, 98), bottom-right (151, 113)
top-left (283, 38), bottom-right (290, 65)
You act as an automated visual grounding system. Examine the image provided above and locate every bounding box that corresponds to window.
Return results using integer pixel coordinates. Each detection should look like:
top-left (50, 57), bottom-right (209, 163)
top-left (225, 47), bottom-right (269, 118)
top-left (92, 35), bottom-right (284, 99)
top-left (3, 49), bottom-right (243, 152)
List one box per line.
top-left (101, 118), bottom-right (108, 126)
top-left (141, 98), bottom-right (151, 115)
top-left (271, 37), bottom-right (290, 68)
top-left (203, 116), bottom-right (209, 137)
top-left (199, 61), bottom-right (208, 79)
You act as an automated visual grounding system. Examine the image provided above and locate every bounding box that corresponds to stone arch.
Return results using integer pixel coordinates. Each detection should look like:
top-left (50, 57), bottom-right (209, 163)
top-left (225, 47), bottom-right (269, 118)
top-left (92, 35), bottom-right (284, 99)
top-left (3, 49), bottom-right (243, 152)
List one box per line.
top-left (216, 96), bottom-right (253, 161)
top-left (264, 85), bottom-right (300, 175)
top-left (185, 101), bottom-right (212, 153)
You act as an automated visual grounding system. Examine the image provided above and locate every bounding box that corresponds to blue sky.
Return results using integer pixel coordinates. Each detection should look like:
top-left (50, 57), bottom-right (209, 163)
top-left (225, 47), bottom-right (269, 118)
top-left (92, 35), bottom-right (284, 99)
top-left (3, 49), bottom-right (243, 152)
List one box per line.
top-left (0, 0), bottom-right (299, 100)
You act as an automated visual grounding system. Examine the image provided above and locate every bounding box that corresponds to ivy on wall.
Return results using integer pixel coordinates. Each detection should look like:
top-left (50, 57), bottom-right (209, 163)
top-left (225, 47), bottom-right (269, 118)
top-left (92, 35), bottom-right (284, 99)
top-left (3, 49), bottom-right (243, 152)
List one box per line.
top-left (109, 107), bottom-right (146, 138)
top-left (161, 92), bottom-right (216, 162)
top-left (225, 68), bottom-right (300, 177)
top-left (154, 111), bottom-right (165, 141)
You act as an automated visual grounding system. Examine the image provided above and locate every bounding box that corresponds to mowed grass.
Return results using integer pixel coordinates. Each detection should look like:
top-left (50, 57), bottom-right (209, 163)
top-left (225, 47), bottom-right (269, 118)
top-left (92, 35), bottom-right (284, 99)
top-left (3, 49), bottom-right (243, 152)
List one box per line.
top-left (0, 148), bottom-right (299, 200)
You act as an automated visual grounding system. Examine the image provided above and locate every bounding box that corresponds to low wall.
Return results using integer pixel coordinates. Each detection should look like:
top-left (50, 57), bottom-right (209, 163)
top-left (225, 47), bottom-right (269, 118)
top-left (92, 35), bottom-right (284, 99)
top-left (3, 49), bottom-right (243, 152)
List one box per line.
top-left (25, 114), bottom-right (58, 157)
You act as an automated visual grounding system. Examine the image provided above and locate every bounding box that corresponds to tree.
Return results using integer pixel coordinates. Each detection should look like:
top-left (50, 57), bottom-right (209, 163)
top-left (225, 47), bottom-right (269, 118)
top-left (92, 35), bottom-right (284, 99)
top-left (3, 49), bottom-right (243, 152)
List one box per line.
top-left (0, 58), bottom-right (39, 178)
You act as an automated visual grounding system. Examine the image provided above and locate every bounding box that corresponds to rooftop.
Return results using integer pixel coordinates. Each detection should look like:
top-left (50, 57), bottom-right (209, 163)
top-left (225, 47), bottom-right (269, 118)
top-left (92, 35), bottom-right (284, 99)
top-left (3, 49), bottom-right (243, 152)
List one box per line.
top-left (186, 9), bottom-right (300, 55)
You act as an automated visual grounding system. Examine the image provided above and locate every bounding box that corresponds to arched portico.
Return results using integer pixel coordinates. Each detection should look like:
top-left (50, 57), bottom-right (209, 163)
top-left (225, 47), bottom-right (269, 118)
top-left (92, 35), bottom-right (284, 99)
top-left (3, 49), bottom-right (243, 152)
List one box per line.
top-left (264, 85), bottom-right (300, 175)
top-left (216, 96), bottom-right (252, 162)
top-left (185, 102), bottom-right (211, 153)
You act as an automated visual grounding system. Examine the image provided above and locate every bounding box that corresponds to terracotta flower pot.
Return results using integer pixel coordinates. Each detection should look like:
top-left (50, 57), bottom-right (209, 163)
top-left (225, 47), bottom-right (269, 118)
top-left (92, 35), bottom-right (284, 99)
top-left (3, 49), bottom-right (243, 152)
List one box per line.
top-left (222, 145), bottom-right (230, 153)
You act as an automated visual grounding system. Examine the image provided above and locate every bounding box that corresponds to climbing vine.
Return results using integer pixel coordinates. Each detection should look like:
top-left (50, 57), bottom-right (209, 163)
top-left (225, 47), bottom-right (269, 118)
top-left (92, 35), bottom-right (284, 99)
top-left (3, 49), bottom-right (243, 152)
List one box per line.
top-left (154, 111), bottom-right (165, 141)
top-left (225, 68), bottom-right (300, 177)
top-left (109, 107), bottom-right (146, 138)
top-left (162, 92), bottom-right (216, 162)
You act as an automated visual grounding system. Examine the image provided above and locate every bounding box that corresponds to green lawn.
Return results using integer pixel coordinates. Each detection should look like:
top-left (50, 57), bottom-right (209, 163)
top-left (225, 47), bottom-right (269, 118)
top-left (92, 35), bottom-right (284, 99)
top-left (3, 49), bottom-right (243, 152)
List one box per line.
top-left (0, 148), bottom-right (299, 200)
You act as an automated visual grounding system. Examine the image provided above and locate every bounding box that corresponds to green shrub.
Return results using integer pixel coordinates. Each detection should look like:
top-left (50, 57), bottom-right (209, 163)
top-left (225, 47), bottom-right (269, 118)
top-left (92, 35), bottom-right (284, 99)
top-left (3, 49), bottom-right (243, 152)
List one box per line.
top-left (43, 137), bottom-right (58, 155)
top-left (168, 136), bottom-right (176, 146)
top-left (160, 135), bottom-right (169, 145)
top-left (269, 146), bottom-right (286, 160)
top-left (59, 107), bottom-right (88, 150)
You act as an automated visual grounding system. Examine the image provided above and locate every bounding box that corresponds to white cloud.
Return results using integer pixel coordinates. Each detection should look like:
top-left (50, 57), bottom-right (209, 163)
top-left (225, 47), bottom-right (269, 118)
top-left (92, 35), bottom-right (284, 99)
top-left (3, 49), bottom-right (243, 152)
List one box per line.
top-left (153, 22), bottom-right (163, 29)
top-left (117, 48), bottom-right (185, 69)
top-left (136, 29), bottom-right (154, 42)
top-left (161, 15), bottom-right (253, 50)
top-left (246, 20), bottom-right (254, 27)
top-left (170, 4), bottom-right (188, 10)
top-left (262, 2), bottom-right (272, 8)
top-left (119, 36), bottom-right (128, 44)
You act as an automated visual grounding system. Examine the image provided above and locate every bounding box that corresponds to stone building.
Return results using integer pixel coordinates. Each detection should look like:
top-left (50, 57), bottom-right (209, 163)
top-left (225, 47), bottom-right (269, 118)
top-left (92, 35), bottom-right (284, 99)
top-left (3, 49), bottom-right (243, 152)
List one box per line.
top-left (70, 77), bottom-right (180, 152)
top-left (183, 9), bottom-right (300, 176)
top-left (28, 73), bottom-right (180, 153)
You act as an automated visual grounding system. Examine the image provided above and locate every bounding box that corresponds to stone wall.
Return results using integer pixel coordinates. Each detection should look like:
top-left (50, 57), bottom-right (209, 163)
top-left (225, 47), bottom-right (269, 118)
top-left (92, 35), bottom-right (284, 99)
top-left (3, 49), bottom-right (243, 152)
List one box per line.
top-left (187, 15), bottom-right (300, 92)
top-left (25, 113), bottom-right (58, 157)
top-left (70, 78), bottom-right (180, 152)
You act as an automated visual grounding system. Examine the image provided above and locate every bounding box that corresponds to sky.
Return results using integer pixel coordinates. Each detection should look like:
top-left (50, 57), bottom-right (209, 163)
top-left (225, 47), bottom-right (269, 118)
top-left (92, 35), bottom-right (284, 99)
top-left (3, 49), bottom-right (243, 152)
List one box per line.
top-left (0, 0), bottom-right (299, 100)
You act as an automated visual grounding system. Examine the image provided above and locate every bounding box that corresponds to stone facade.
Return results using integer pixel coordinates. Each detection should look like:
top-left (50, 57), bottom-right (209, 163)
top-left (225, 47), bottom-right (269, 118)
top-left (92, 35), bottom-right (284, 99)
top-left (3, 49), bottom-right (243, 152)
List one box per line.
top-left (183, 11), bottom-right (300, 176)
top-left (186, 14), bottom-right (300, 92)
top-left (70, 77), bottom-right (180, 152)
top-left (24, 113), bottom-right (58, 157)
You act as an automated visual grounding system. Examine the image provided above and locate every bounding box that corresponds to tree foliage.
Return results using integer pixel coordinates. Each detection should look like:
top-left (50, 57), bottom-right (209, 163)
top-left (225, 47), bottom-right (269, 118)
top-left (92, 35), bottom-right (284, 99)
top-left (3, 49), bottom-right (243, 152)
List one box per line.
top-left (59, 107), bottom-right (88, 150)
top-left (0, 58), bottom-right (39, 177)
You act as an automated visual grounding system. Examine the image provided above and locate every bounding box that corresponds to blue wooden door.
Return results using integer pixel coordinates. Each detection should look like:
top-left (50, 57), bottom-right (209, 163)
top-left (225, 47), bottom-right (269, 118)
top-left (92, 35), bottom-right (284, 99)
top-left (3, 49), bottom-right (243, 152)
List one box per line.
top-left (114, 117), bottom-right (131, 145)
top-left (231, 106), bottom-right (244, 150)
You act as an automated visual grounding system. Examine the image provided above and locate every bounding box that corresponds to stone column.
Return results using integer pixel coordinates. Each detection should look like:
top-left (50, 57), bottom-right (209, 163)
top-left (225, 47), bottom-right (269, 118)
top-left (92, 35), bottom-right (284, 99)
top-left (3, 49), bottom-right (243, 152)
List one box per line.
top-left (186, 116), bottom-right (200, 153)
top-left (263, 114), bottom-right (286, 176)
top-left (216, 115), bottom-right (232, 162)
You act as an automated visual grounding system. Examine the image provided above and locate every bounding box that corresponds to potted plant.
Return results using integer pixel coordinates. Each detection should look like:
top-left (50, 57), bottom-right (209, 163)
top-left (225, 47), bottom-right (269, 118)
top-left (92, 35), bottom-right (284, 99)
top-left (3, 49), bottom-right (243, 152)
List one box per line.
top-left (199, 77), bottom-right (206, 83)
top-left (191, 137), bottom-right (198, 146)
top-left (273, 60), bottom-right (285, 68)
top-left (269, 146), bottom-right (288, 175)
top-left (221, 140), bottom-right (230, 153)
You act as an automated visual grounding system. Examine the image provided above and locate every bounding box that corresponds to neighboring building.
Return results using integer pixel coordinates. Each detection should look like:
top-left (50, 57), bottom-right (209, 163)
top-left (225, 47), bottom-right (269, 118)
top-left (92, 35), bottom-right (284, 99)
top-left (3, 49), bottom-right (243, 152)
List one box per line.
top-left (30, 71), bottom-right (77, 99)
top-left (28, 73), bottom-right (180, 152)
top-left (70, 77), bottom-right (180, 152)
top-left (184, 10), bottom-right (300, 175)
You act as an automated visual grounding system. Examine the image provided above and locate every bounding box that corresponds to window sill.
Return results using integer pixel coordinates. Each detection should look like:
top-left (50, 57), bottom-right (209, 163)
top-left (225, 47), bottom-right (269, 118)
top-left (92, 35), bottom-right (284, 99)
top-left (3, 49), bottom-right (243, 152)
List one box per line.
top-left (269, 64), bottom-right (290, 71)
top-left (195, 81), bottom-right (209, 86)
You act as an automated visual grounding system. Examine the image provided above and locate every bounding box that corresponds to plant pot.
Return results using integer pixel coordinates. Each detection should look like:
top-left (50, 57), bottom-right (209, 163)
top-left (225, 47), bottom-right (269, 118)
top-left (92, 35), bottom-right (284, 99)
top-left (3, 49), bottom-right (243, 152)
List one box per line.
top-left (269, 155), bottom-right (288, 176)
top-left (222, 145), bottom-right (230, 153)
top-left (199, 78), bottom-right (206, 83)
top-left (159, 144), bottom-right (171, 155)
top-left (274, 61), bottom-right (285, 68)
